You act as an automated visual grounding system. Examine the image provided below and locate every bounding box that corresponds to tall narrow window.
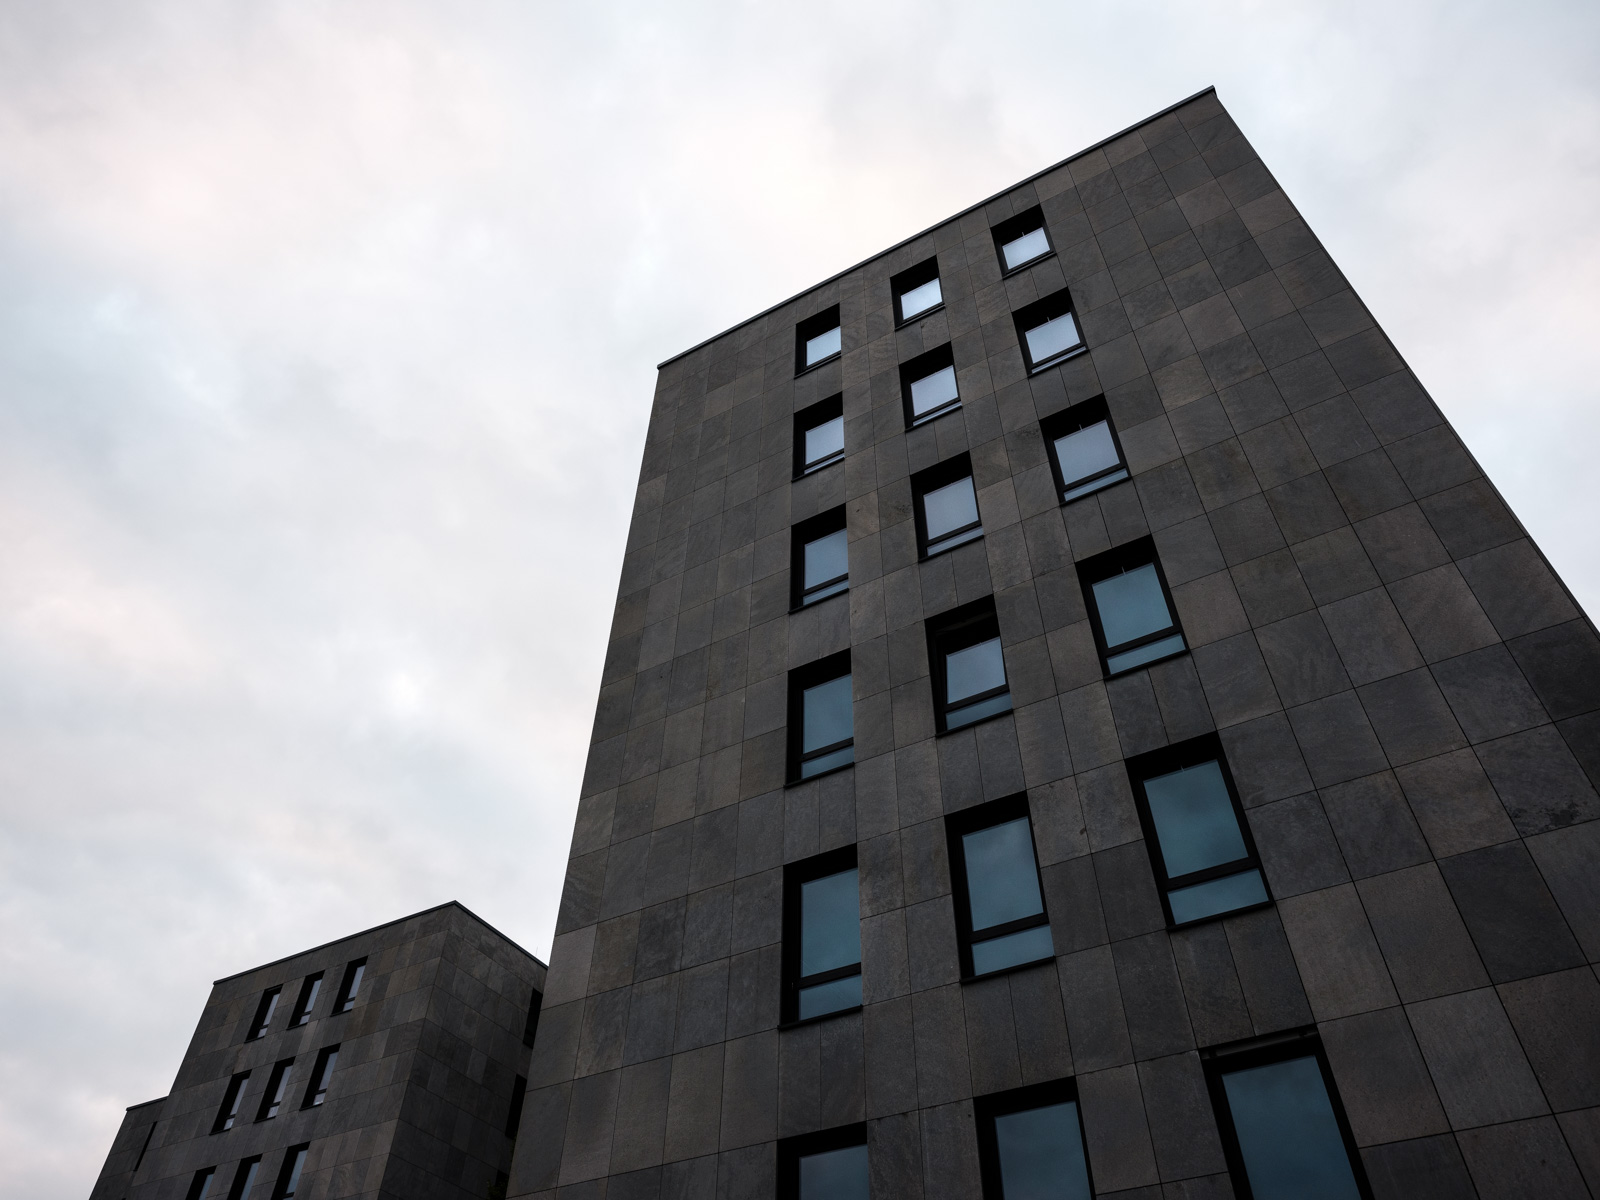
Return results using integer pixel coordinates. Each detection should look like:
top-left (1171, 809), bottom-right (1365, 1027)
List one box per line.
top-left (185, 1167), bottom-right (218, 1200)
top-left (333, 959), bottom-right (366, 1014)
top-left (791, 506), bottom-right (849, 609)
top-left (522, 987), bottom-right (544, 1049)
top-left (270, 1145), bottom-right (309, 1200)
top-left (1078, 538), bottom-right (1187, 675)
top-left (133, 1122), bottom-right (156, 1173)
top-left (899, 343), bottom-right (960, 427)
top-left (891, 257), bottom-right (943, 325)
top-left (793, 394), bottom-right (845, 477)
top-left (975, 1081), bottom-right (1094, 1200)
top-left (796, 305), bottom-right (842, 374)
top-left (1128, 736), bottom-right (1270, 927)
top-left (782, 846), bottom-right (862, 1024)
top-left (948, 796), bottom-right (1054, 978)
top-left (913, 454), bottom-right (983, 558)
top-left (211, 1070), bottom-right (251, 1134)
top-left (246, 986), bottom-right (281, 1041)
top-left (505, 1075), bottom-right (528, 1138)
top-left (255, 1059), bottom-right (294, 1122)
top-left (1043, 396), bottom-right (1129, 503)
top-left (1013, 289), bottom-right (1086, 374)
top-left (778, 1124), bottom-right (869, 1200)
top-left (928, 598), bottom-right (1011, 732)
top-left (225, 1157), bottom-right (262, 1200)
top-left (288, 973), bottom-right (322, 1027)
top-left (992, 206), bottom-right (1053, 274)
top-left (1204, 1032), bottom-right (1369, 1200)
top-left (302, 1045), bottom-right (339, 1109)
top-left (787, 652), bottom-right (853, 782)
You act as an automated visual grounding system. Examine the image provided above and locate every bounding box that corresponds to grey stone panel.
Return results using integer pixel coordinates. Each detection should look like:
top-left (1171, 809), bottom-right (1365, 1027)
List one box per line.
top-left (1320, 1006), bottom-right (1448, 1145)
top-left (1525, 821), bottom-right (1600, 961)
top-left (1407, 988), bottom-right (1549, 1129)
top-left (1496, 967), bottom-right (1600, 1112)
top-left (1359, 1134), bottom-right (1478, 1200)
top-left (1438, 841), bottom-right (1586, 982)
top-left (1277, 884), bottom-right (1398, 1020)
top-left (1457, 1116), bottom-right (1592, 1199)
top-left (1356, 863), bottom-right (1487, 1002)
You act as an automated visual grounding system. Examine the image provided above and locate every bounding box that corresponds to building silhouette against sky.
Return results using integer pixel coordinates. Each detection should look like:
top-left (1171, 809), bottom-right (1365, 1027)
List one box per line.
top-left (506, 88), bottom-right (1600, 1200)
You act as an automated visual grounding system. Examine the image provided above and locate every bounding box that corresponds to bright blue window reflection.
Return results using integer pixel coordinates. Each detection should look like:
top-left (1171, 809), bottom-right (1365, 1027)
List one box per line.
top-left (910, 364), bottom-right (959, 419)
top-left (1023, 312), bottom-right (1082, 367)
top-left (1054, 421), bottom-right (1127, 501)
top-left (1002, 228), bottom-right (1051, 271)
top-left (1091, 562), bottom-right (1185, 673)
top-left (805, 325), bottom-right (841, 367)
top-left (994, 1101), bottom-right (1092, 1200)
top-left (1221, 1056), bottom-right (1362, 1200)
top-left (804, 415), bottom-right (844, 469)
top-left (1144, 761), bottom-right (1246, 877)
top-left (923, 476), bottom-right (981, 554)
top-left (802, 529), bottom-right (848, 604)
top-left (800, 673), bottom-right (853, 778)
top-left (799, 1143), bottom-right (869, 1200)
top-left (900, 277), bottom-right (943, 320)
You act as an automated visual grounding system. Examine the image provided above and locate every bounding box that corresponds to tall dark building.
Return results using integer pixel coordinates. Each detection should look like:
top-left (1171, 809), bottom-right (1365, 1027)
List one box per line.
top-left (93, 902), bottom-right (545, 1200)
top-left (506, 88), bottom-right (1600, 1200)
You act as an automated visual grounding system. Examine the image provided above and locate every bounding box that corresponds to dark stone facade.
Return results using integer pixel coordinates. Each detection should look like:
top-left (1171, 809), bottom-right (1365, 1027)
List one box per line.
top-left (93, 902), bottom-right (545, 1200)
top-left (507, 88), bottom-right (1600, 1200)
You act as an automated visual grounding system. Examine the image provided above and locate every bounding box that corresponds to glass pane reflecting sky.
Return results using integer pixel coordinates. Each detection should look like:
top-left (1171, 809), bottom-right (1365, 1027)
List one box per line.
top-left (801, 867), bottom-right (860, 976)
top-left (802, 673), bottom-right (852, 752)
top-left (1223, 1056), bottom-right (1361, 1200)
top-left (1144, 760), bottom-right (1246, 877)
top-left (924, 476), bottom-right (978, 539)
top-left (1092, 563), bottom-right (1172, 647)
top-left (946, 637), bottom-right (1005, 703)
top-left (1055, 421), bottom-right (1119, 485)
top-left (963, 817), bottom-right (1043, 930)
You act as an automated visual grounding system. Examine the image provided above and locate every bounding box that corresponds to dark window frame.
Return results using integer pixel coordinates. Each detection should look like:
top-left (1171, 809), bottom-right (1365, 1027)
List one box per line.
top-left (1076, 537), bottom-right (1188, 677)
top-left (301, 1044), bottom-right (339, 1110)
top-left (332, 959), bottom-right (366, 1014)
top-left (926, 597), bottom-right (1011, 734)
top-left (1126, 735), bottom-right (1272, 929)
top-left (246, 986), bottom-right (281, 1041)
top-left (795, 305), bottom-right (842, 376)
top-left (1042, 395), bottom-right (1130, 504)
top-left (780, 844), bottom-right (862, 1028)
top-left (505, 1074), bottom-right (528, 1138)
top-left (946, 793), bottom-right (1054, 981)
top-left (891, 256), bottom-right (943, 326)
top-left (1012, 288), bottom-right (1087, 373)
top-left (269, 1144), bottom-right (310, 1200)
top-left (288, 973), bottom-right (322, 1028)
top-left (912, 453), bottom-right (983, 559)
top-left (791, 505), bottom-right (849, 611)
top-left (185, 1167), bottom-right (218, 1200)
top-left (224, 1157), bottom-right (262, 1200)
top-left (1202, 1028), bottom-right (1374, 1200)
top-left (991, 205), bottom-right (1055, 276)
top-left (974, 1078), bottom-right (1095, 1200)
top-left (898, 342), bottom-right (960, 428)
top-left (793, 393), bottom-right (845, 478)
top-left (211, 1070), bottom-right (251, 1134)
top-left (255, 1058), bottom-right (294, 1122)
top-left (777, 1122), bottom-right (869, 1200)
top-left (522, 987), bottom-right (544, 1049)
top-left (786, 650), bottom-right (854, 785)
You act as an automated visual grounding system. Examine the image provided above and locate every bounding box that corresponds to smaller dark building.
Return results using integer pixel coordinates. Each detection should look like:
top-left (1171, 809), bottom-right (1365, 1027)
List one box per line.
top-left (92, 902), bottom-right (546, 1200)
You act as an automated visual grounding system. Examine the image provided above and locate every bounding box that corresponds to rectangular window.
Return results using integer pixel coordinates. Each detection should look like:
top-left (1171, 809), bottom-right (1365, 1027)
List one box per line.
top-left (246, 986), bottom-right (281, 1041)
top-left (1077, 538), bottom-right (1187, 676)
top-left (791, 506), bottom-right (848, 609)
top-left (522, 987), bottom-right (543, 1050)
top-left (899, 342), bottom-right (960, 427)
top-left (211, 1070), bottom-right (251, 1134)
top-left (992, 205), bottom-right (1053, 274)
top-left (255, 1059), bottom-right (294, 1122)
top-left (1043, 396), bottom-right (1128, 503)
top-left (793, 393), bottom-right (845, 477)
top-left (1128, 735), bottom-right (1270, 927)
top-left (795, 305), bottom-right (842, 374)
top-left (186, 1167), bottom-right (218, 1200)
top-left (225, 1157), bottom-right (262, 1200)
top-left (913, 453), bottom-right (983, 558)
top-left (928, 598), bottom-right (1011, 732)
top-left (778, 1124), bottom-right (869, 1200)
top-left (1013, 289), bottom-right (1085, 373)
top-left (891, 256), bottom-right (943, 325)
top-left (975, 1080), bottom-right (1094, 1200)
top-left (270, 1145), bottom-right (309, 1200)
top-left (782, 846), bottom-right (862, 1024)
top-left (302, 1045), bottom-right (339, 1109)
top-left (947, 795), bottom-right (1054, 978)
top-left (505, 1075), bottom-right (528, 1138)
top-left (1204, 1031), bottom-right (1370, 1200)
top-left (787, 651), bottom-right (853, 782)
top-left (333, 959), bottom-right (366, 1014)
top-left (288, 973), bottom-right (322, 1027)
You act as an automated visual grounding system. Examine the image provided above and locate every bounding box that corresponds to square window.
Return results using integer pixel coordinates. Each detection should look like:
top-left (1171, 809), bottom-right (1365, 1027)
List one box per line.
top-left (947, 795), bottom-right (1054, 978)
top-left (791, 506), bottom-right (849, 609)
top-left (1077, 538), bottom-right (1188, 676)
top-left (1203, 1031), bottom-right (1370, 1200)
top-left (332, 959), bottom-right (366, 1014)
top-left (1127, 735), bottom-right (1271, 927)
top-left (1042, 396), bottom-right (1129, 503)
top-left (186, 1167), bottom-right (218, 1200)
top-left (927, 598), bottom-right (1011, 733)
top-left (288, 973), bottom-right (322, 1027)
top-left (301, 1044), bottom-right (339, 1109)
top-left (778, 1124), bottom-right (869, 1200)
top-left (246, 986), bottom-right (281, 1041)
top-left (255, 1059), bottom-right (295, 1122)
top-left (975, 1080), bottom-right (1094, 1200)
top-left (270, 1145), bottom-right (309, 1200)
top-left (795, 305), bottom-right (842, 374)
top-left (225, 1157), bottom-right (262, 1200)
top-left (787, 651), bottom-right (853, 782)
top-left (1013, 289), bottom-right (1085, 373)
top-left (899, 343), bottom-right (960, 427)
top-left (913, 454), bottom-right (983, 558)
top-left (991, 205), bottom-right (1054, 274)
top-left (891, 256), bottom-right (943, 325)
top-left (782, 846), bottom-right (862, 1024)
top-left (793, 393), bottom-right (845, 477)
top-left (211, 1070), bottom-right (251, 1134)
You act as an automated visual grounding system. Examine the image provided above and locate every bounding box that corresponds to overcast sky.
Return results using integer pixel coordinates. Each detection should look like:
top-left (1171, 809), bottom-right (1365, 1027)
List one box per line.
top-left (1, 1), bottom-right (1597, 1194)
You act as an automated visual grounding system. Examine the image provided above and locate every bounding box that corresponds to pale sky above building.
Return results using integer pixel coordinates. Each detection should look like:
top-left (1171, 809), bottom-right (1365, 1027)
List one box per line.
top-left (1, 1), bottom-right (1597, 1194)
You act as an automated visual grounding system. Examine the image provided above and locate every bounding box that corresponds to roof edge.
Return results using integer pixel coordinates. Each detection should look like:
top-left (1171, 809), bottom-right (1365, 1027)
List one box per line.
top-left (211, 900), bottom-right (545, 986)
top-left (656, 85), bottom-right (1218, 370)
